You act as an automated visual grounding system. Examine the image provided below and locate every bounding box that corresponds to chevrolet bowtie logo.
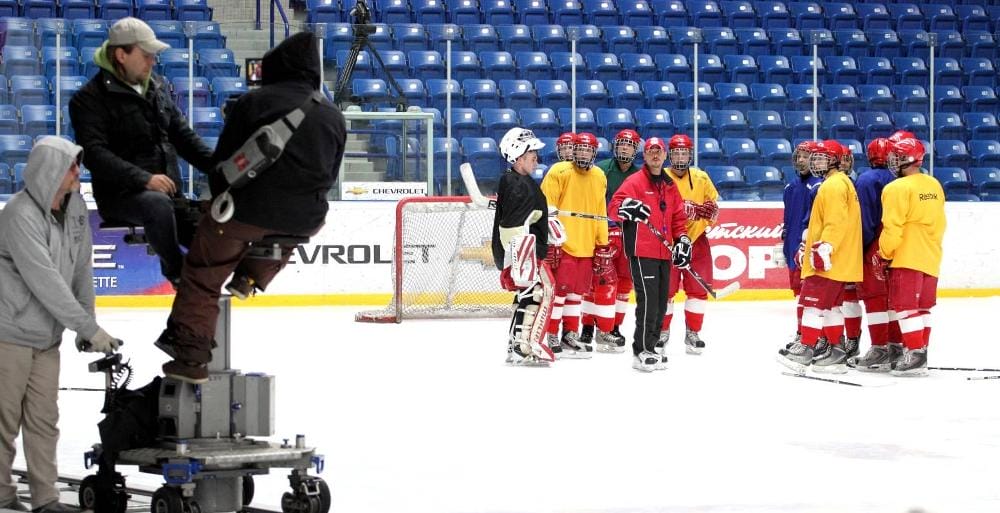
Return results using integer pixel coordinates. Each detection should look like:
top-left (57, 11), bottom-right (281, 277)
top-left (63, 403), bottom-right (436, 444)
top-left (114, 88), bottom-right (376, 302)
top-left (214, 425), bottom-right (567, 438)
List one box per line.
top-left (458, 237), bottom-right (494, 268)
top-left (346, 186), bottom-right (368, 195)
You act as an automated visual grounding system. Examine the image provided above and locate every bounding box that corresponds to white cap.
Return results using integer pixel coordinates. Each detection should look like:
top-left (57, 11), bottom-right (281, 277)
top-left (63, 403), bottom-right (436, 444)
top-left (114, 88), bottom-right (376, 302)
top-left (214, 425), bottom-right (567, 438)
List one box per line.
top-left (108, 17), bottom-right (169, 54)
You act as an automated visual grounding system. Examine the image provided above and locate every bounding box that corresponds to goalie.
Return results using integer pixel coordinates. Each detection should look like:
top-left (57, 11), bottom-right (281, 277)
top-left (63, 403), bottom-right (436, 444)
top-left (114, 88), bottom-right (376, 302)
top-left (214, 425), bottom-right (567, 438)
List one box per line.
top-left (492, 127), bottom-right (561, 366)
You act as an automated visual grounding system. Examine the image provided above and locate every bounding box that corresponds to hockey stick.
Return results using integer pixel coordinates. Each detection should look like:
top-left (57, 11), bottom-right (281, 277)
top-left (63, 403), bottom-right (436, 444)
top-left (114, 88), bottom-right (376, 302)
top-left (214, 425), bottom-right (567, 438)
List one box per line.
top-left (967, 375), bottom-right (1000, 381)
top-left (59, 387), bottom-right (104, 392)
top-left (929, 366), bottom-right (1000, 372)
top-left (781, 371), bottom-right (863, 387)
top-left (460, 163), bottom-right (497, 209)
top-left (640, 221), bottom-right (741, 300)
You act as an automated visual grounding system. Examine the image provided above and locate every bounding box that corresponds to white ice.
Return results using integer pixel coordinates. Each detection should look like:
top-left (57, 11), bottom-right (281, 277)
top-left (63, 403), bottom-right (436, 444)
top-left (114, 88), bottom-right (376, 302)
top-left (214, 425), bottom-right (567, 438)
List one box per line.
top-left (11, 297), bottom-right (1000, 513)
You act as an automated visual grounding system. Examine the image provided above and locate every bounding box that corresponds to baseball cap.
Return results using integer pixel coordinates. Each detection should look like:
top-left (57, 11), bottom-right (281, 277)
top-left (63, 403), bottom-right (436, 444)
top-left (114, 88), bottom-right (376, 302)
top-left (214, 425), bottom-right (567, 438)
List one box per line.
top-left (108, 17), bottom-right (170, 54)
top-left (644, 137), bottom-right (665, 152)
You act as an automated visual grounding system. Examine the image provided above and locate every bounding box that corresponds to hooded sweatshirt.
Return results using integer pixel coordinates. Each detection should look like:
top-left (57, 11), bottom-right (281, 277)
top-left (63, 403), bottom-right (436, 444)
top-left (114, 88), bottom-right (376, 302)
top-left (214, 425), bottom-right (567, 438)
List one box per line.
top-left (0, 137), bottom-right (99, 350)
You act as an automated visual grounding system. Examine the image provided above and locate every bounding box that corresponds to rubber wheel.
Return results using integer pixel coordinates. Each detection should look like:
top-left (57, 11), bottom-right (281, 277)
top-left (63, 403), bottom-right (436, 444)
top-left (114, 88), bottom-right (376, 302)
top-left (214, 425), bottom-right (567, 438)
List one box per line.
top-left (78, 475), bottom-right (100, 511)
top-left (185, 500), bottom-right (201, 513)
top-left (241, 475), bottom-right (255, 506)
top-left (151, 487), bottom-right (184, 513)
top-left (315, 478), bottom-right (331, 513)
top-left (80, 474), bottom-right (128, 513)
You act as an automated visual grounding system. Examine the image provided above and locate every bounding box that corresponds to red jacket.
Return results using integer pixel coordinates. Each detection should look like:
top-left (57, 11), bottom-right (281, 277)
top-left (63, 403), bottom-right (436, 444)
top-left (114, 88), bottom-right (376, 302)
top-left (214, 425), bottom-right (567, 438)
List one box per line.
top-left (608, 166), bottom-right (688, 260)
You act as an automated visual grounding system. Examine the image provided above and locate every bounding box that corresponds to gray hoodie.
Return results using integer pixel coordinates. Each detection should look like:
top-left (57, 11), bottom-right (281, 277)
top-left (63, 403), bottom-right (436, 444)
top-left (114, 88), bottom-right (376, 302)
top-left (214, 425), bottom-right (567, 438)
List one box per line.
top-left (0, 137), bottom-right (98, 350)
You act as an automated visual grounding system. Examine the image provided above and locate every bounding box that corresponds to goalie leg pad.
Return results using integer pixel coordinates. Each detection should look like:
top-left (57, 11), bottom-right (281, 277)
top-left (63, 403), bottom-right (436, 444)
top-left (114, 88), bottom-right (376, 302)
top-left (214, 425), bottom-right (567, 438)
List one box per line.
top-left (509, 233), bottom-right (539, 287)
top-left (510, 264), bottom-right (556, 362)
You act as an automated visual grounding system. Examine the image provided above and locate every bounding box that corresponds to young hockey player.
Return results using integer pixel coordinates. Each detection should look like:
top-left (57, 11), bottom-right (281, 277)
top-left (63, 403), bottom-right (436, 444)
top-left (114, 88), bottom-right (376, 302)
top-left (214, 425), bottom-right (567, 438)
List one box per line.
top-left (555, 132), bottom-right (576, 163)
top-left (777, 140), bottom-right (822, 343)
top-left (837, 143), bottom-right (864, 357)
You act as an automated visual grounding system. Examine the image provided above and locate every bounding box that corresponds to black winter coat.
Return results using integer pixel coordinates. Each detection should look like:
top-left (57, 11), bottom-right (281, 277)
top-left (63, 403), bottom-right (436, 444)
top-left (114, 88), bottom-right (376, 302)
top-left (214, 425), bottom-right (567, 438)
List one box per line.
top-left (69, 68), bottom-right (214, 209)
top-left (209, 32), bottom-right (347, 234)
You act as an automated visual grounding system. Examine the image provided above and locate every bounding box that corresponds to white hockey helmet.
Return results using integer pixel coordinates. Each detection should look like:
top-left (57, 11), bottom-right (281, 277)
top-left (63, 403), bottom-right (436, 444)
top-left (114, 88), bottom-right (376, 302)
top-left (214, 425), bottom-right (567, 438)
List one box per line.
top-left (499, 127), bottom-right (545, 164)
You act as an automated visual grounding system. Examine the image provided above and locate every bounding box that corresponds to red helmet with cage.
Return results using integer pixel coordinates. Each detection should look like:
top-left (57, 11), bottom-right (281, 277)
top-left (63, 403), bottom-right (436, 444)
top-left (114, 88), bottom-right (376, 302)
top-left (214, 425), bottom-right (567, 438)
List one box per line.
top-left (888, 130), bottom-right (916, 143)
top-left (793, 140), bottom-right (820, 175)
top-left (556, 132), bottom-right (576, 162)
top-left (573, 132), bottom-right (599, 169)
top-left (809, 140), bottom-right (842, 178)
top-left (612, 129), bottom-right (641, 164)
top-left (668, 134), bottom-right (693, 170)
top-left (867, 138), bottom-right (891, 168)
top-left (887, 137), bottom-right (925, 176)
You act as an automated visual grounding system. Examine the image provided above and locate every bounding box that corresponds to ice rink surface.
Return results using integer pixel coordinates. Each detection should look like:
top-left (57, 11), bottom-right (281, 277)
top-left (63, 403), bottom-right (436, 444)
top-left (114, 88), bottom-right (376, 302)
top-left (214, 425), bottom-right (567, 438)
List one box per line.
top-left (13, 296), bottom-right (1000, 513)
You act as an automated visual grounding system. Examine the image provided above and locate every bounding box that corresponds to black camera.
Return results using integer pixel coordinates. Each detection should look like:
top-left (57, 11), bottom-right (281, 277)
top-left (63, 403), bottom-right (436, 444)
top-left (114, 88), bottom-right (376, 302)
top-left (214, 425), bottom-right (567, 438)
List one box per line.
top-left (350, 0), bottom-right (372, 26)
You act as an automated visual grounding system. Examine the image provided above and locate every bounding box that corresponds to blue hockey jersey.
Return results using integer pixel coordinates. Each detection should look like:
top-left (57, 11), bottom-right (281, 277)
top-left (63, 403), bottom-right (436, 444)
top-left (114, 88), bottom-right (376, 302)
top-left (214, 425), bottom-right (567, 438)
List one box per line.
top-left (782, 173), bottom-right (822, 270)
top-left (855, 166), bottom-right (896, 251)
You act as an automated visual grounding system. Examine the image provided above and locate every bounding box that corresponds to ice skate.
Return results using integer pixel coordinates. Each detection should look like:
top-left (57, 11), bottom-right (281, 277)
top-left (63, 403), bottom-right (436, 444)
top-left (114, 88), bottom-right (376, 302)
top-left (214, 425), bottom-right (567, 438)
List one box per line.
top-left (811, 336), bottom-right (830, 361)
top-left (684, 329), bottom-right (705, 355)
top-left (887, 342), bottom-right (904, 367)
top-left (506, 343), bottom-right (551, 367)
top-left (890, 347), bottom-right (928, 377)
top-left (578, 324), bottom-right (595, 345)
top-left (784, 332), bottom-right (801, 350)
top-left (559, 331), bottom-right (593, 359)
top-left (777, 342), bottom-right (814, 373)
top-left (847, 344), bottom-right (892, 372)
top-left (632, 351), bottom-right (659, 372)
top-left (812, 344), bottom-right (848, 374)
top-left (843, 336), bottom-right (861, 358)
top-left (595, 329), bottom-right (626, 353)
top-left (547, 333), bottom-right (562, 359)
top-left (657, 329), bottom-right (670, 348)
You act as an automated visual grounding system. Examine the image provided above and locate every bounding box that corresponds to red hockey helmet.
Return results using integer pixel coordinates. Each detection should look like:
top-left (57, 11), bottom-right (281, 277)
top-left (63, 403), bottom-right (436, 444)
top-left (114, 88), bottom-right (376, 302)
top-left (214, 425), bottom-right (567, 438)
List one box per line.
top-left (556, 132), bottom-right (576, 162)
top-left (867, 138), bottom-right (891, 168)
top-left (668, 134), bottom-right (693, 170)
top-left (793, 140), bottom-right (820, 175)
top-left (888, 130), bottom-right (916, 143)
top-left (612, 129), bottom-right (641, 164)
top-left (887, 137), bottom-right (925, 176)
top-left (573, 132), bottom-right (599, 169)
top-left (809, 140), bottom-right (842, 177)
top-left (839, 141), bottom-right (854, 172)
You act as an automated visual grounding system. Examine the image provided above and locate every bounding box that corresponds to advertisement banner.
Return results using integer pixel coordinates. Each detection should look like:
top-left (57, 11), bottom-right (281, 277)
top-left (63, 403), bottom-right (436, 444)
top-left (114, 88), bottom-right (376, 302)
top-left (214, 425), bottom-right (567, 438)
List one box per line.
top-left (90, 212), bottom-right (176, 295)
top-left (705, 204), bottom-right (787, 290)
top-left (341, 182), bottom-right (428, 201)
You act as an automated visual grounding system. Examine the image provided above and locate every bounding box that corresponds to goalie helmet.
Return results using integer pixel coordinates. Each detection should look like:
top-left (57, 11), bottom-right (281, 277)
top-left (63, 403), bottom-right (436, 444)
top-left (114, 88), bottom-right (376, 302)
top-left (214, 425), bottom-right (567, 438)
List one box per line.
top-left (793, 140), bottom-right (819, 175)
top-left (499, 127), bottom-right (545, 164)
top-left (556, 132), bottom-right (576, 162)
top-left (573, 132), bottom-right (599, 169)
top-left (809, 140), bottom-right (842, 178)
top-left (886, 137), bottom-right (924, 176)
top-left (668, 134), bottom-right (693, 171)
top-left (612, 129), bottom-right (641, 164)
top-left (867, 138), bottom-right (891, 168)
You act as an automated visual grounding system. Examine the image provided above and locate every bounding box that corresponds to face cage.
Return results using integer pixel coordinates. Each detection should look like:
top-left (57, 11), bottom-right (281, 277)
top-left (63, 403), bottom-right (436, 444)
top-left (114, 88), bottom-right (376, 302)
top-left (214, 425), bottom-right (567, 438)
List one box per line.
top-left (809, 154), bottom-right (834, 178)
top-left (886, 152), bottom-right (910, 177)
top-left (573, 144), bottom-right (597, 169)
top-left (557, 143), bottom-right (575, 162)
top-left (669, 148), bottom-right (692, 170)
top-left (613, 139), bottom-right (639, 164)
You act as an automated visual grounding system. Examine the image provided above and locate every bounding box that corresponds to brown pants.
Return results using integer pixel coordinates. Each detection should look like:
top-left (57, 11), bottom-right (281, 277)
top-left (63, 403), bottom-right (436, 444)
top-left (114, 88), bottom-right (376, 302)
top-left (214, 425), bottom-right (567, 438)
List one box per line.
top-left (0, 342), bottom-right (60, 509)
top-left (165, 214), bottom-right (316, 363)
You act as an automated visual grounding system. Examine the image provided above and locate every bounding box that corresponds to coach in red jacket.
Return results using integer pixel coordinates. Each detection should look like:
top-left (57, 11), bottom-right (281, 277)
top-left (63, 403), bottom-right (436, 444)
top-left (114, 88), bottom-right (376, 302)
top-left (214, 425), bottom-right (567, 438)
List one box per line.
top-left (609, 137), bottom-right (691, 372)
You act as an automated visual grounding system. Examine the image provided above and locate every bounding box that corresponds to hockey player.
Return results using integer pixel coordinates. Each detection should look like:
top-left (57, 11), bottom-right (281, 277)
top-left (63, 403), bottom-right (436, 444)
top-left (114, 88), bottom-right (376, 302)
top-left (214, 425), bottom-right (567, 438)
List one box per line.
top-left (540, 132), bottom-right (610, 358)
top-left (609, 137), bottom-right (689, 371)
top-left (580, 129), bottom-right (642, 352)
top-left (492, 127), bottom-right (559, 366)
top-left (875, 137), bottom-right (946, 376)
top-left (777, 140), bottom-right (822, 343)
top-left (777, 140), bottom-right (863, 373)
top-left (661, 134), bottom-right (719, 355)
top-left (848, 138), bottom-right (903, 371)
top-left (837, 142), bottom-right (864, 358)
top-left (555, 132), bottom-right (576, 163)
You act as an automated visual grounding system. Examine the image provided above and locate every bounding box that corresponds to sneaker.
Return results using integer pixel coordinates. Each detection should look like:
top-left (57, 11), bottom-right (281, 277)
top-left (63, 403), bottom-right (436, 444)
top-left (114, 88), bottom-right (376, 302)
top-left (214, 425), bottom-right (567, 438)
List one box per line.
top-left (684, 329), bottom-right (705, 355)
top-left (844, 336), bottom-right (861, 358)
top-left (777, 342), bottom-right (814, 373)
top-left (0, 498), bottom-right (28, 512)
top-left (225, 275), bottom-right (257, 300)
top-left (890, 347), bottom-right (928, 377)
top-left (32, 502), bottom-right (80, 513)
top-left (560, 332), bottom-right (593, 359)
top-left (813, 345), bottom-right (848, 374)
top-left (847, 344), bottom-right (891, 372)
top-left (595, 330), bottom-right (626, 353)
top-left (632, 351), bottom-right (659, 372)
top-left (547, 333), bottom-right (562, 359)
top-left (162, 360), bottom-right (209, 384)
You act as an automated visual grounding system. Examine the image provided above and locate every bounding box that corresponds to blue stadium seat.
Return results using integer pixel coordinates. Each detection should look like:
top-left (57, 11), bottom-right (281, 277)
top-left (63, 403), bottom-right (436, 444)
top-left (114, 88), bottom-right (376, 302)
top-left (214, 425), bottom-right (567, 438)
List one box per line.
top-left (210, 77), bottom-right (246, 107)
top-left (531, 25), bottom-right (568, 54)
top-left (0, 135), bottom-right (32, 167)
top-left (720, 1), bottom-right (755, 28)
top-left (351, 79), bottom-right (387, 108)
top-left (934, 167), bottom-right (971, 194)
top-left (498, 79), bottom-right (536, 110)
top-left (668, 27), bottom-right (701, 59)
top-left (171, 76), bottom-right (210, 112)
top-left (557, 108), bottom-right (598, 133)
top-left (642, 81), bottom-right (680, 110)
top-left (810, 28), bottom-right (837, 58)
top-left (933, 58), bottom-right (962, 88)
top-left (450, 108), bottom-right (482, 139)
top-left (377, 50), bottom-right (408, 78)
top-left (935, 140), bottom-right (971, 169)
top-left (857, 85), bottom-right (894, 113)
top-left (749, 83), bottom-right (786, 111)
top-left (607, 80), bottom-right (644, 111)
top-left (634, 26), bottom-right (670, 55)
top-left (964, 113), bottom-right (1000, 140)
top-left (307, 0), bottom-right (341, 24)
top-left (71, 19), bottom-right (106, 49)
top-left (623, 0), bottom-right (655, 26)
top-left (596, 137), bottom-right (613, 161)
top-left (724, 55), bottom-right (757, 84)
top-left (790, 56), bottom-right (824, 83)
top-left (334, 49), bottom-right (371, 80)
top-left (784, 111), bottom-right (817, 140)
top-left (535, 80), bottom-right (572, 110)
top-left (897, 29), bottom-right (929, 58)
top-left (41, 48), bottom-right (80, 80)
top-left (191, 22), bottom-right (225, 51)
top-left (705, 165), bottom-right (746, 196)
top-left (697, 139), bottom-right (725, 167)
top-left (379, 0), bottom-right (411, 24)
top-left (855, 3), bottom-right (890, 31)
top-left (409, 50), bottom-right (445, 79)
top-left (497, 25), bottom-right (532, 54)
top-left (585, 53), bottom-right (623, 82)
top-left (582, 0), bottom-right (618, 25)
top-left (520, 108), bottom-right (560, 138)
top-left (968, 140), bottom-right (1000, 168)
top-left (176, 0), bottom-right (212, 20)
top-left (757, 55), bottom-right (791, 85)
top-left (198, 48), bottom-right (238, 79)
top-left (824, 2), bottom-right (856, 30)
top-left (0, 105), bottom-right (19, 135)
top-left (747, 110), bottom-right (784, 139)
top-left (1, 47), bottom-right (39, 76)
top-left (655, 54), bottom-right (689, 84)
top-left (450, 51), bottom-right (481, 82)
top-left (393, 24), bottom-right (429, 53)
top-left (480, 108), bottom-right (519, 141)
top-left (745, 165), bottom-right (785, 200)
top-left (551, 0), bottom-right (583, 26)
top-left (963, 86), bottom-right (999, 115)
top-left (515, 0), bottom-right (549, 25)
top-left (757, 1), bottom-right (791, 29)
top-left (425, 24), bottom-right (461, 54)
top-left (867, 29), bottom-right (901, 59)
top-left (788, 1), bottom-right (823, 29)
top-left (98, 0), bottom-right (134, 19)
top-left (432, 137), bottom-right (462, 191)
top-left (159, 49), bottom-right (196, 81)
top-left (856, 111), bottom-right (893, 140)
top-left (734, 28), bottom-right (770, 57)
top-left (686, 0), bottom-right (723, 27)
top-left (833, 29), bottom-right (867, 59)
top-left (620, 53), bottom-right (657, 83)
top-left (550, 52), bottom-right (584, 81)
top-left (756, 138), bottom-right (792, 167)
top-left (785, 84), bottom-right (820, 111)
top-left (891, 85), bottom-right (928, 112)
top-left (573, 26), bottom-right (603, 55)
top-left (970, 167), bottom-right (1000, 199)
top-left (133, 0), bottom-right (171, 19)
top-left (596, 108), bottom-right (636, 141)
top-left (677, 82), bottom-right (715, 111)
top-left (656, 0), bottom-right (687, 27)
top-left (703, 27), bottom-right (738, 56)
top-left (891, 111), bottom-right (929, 140)
top-left (768, 28), bottom-right (802, 56)
top-left (935, 85), bottom-right (964, 114)
top-left (146, 20), bottom-right (185, 49)
top-left (892, 56), bottom-right (928, 85)
top-left (413, 0), bottom-right (446, 23)
top-left (711, 110), bottom-right (750, 138)
top-left (965, 32), bottom-right (996, 60)
top-left (825, 56), bottom-right (859, 85)
top-left (466, 24), bottom-right (499, 52)
top-left (461, 137), bottom-right (504, 184)
top-left (698, 54), bottom-right (726, 84)
top-left (935, 112), bottom-right (965, 140)
top-left (955, 5), bottom-right (990, 33)
top-left (962, 58), bottom-right (996, 88)
top-left (888, 3), bottom-right (923, 31)
top-left (859, 57), bottom-right (894, 86)
top-left (634, 109), bottom-right (672, 135)
top-left (673, 109), bottom-right (710, 136)
top-left (10, 76), bottom-right (49, 108)
top-left (447, 0), bottom-right (480, 25)
top-left (396, 78), bottom-right (428, 107)
top-left (462, 78), bottom-right (499, 110)
top-left (823, 84), bottom-right (859, 112)
top-left (189, 107), bottom-right (222, 137)
top-left (54, 75), bottom-right (87, 105)
top-left (937, 30), bottom-right (964, 60)
top-left (821, 111), bottom-right (857, 139)
top-left (577, 80), bottom-right (610, 112)
top-left (716, 83), bottom-right (753, 112)
top-left (602, 26), bottom-right (638, 54)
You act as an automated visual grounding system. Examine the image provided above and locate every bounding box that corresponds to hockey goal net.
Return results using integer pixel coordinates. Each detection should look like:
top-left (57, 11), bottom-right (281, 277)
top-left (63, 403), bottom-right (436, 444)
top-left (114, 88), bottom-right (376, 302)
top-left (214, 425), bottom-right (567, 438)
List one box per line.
top-left (355, 196), bottom-right (513, 323)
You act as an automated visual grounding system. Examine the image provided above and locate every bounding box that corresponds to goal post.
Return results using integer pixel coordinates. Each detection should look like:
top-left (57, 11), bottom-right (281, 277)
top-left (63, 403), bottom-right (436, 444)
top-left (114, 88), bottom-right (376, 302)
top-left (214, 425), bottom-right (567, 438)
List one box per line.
top-left (355, 196), bottom-right (513, 323)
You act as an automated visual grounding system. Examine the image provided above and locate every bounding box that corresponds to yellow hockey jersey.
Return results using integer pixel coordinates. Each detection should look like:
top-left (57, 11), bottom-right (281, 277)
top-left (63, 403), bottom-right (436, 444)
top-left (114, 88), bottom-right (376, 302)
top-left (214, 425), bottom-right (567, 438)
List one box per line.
top-left (666, 166), bottom-right (719, 242)
top-left (802, 171), bottom-right (863, 282)
top-left (541, 161), bottom-right (609, 257)
top-left (878, 173), bottom-right (947, 277)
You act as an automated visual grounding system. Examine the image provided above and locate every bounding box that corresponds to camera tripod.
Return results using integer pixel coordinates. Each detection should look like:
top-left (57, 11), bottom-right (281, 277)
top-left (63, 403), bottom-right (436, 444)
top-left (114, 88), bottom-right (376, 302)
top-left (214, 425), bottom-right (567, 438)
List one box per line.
top-left (333, 0), bottom-right (408, 111)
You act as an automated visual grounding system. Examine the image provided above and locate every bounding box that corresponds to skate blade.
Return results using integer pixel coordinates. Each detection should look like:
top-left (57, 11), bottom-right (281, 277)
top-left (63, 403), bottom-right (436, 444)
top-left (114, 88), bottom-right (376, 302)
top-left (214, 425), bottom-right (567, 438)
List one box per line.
top-left (595, 343), bottom-right (621, 353)
top-left (654, 361), bottom-right (668, 370)
top-left (560, 350), bottom-right (593, 359)
top-left (852, 363), bottom-right (892, 373)
top-left (813, 363), bottom-right (848, 374)
top-left (776, 354), bottom-right (810, 374)
top-left (507, 359), bottom-right (551, 368)
top-left (632, 362), bottom-right (656, 372)
top-left (890, 367), bottom-right (928, 377)
top-left (685, 345), bottom-right (703, 355)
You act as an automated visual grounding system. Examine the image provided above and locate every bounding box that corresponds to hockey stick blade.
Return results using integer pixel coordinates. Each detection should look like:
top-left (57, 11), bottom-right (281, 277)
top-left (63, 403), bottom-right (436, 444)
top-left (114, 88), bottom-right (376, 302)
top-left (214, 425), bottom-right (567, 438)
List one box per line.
top-left (459, 163), bottom-right (493, 208)
top-left (929, 366), bottom-right (1000, 372)
top-left (712, 281), bottom-right (741, 299)
top-left (781, 371), bottom-right (863, 387)
top-left (967, 375), bottom-right (1000, 381)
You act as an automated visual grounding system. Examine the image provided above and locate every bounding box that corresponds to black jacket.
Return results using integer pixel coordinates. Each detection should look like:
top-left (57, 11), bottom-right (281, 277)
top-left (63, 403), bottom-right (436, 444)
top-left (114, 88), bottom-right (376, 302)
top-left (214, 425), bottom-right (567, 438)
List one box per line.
top-left (69, 66), bottom-right (214, 210)
top-left (209, 32), bottom-right (347, 234)
top-left (491, 169), bottom-right (549, 270)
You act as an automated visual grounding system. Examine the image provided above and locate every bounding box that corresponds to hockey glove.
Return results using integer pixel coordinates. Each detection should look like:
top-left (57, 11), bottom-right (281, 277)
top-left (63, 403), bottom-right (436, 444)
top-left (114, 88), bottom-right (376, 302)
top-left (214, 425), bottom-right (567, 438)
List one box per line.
top-left (694, 200), bottom-right (719, 223)
top-left (872, 253), bottom-right (891, 282)
top-left (593, 245), bottom-right (618, 286)
top-left (810, 241), bottom-right (834, 272)
top-left (795, 241), bottom-right (806, 268)
top-left (608, 225), bottom-right (623, 255)
top-left (499, 267), bottom-right (518, 291)
top-left (547, 206), bottom-right (567, 245)
top-left (618, 198), bottom-right (650, 223)
top-left (76, 327), bottom-right (121, 354)
top-left (683, 200), bottom-right (698, 221)
top-left (544, 245), bottom-right (563, 270)
top-left (772, 242), bottom-right (787, 268)
top-left (672, 235), bottom-right (693, 269)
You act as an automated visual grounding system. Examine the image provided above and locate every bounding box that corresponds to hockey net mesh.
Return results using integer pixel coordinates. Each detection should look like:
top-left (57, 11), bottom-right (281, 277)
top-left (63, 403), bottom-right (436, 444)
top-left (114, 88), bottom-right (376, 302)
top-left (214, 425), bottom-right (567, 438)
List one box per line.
top-left (355, 196), bottom-right (513, 322)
